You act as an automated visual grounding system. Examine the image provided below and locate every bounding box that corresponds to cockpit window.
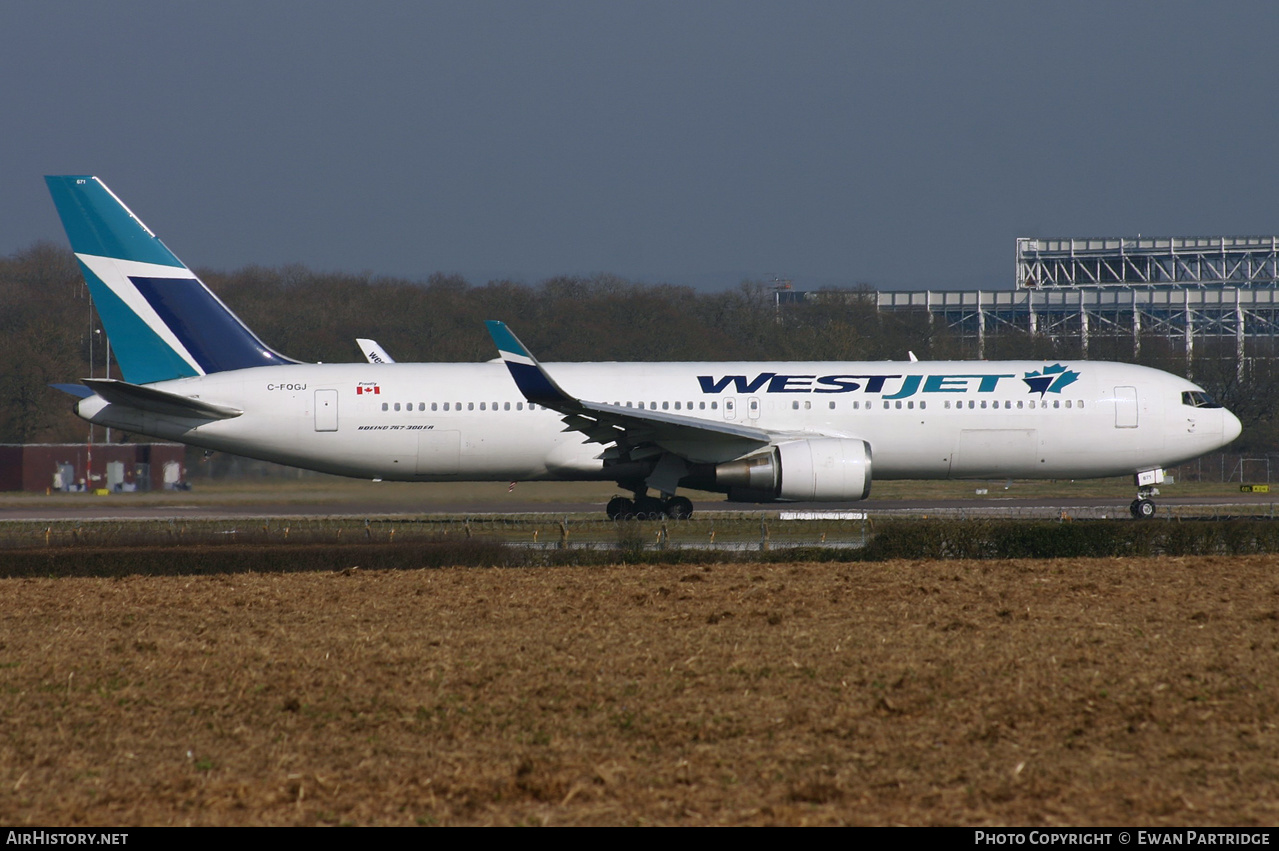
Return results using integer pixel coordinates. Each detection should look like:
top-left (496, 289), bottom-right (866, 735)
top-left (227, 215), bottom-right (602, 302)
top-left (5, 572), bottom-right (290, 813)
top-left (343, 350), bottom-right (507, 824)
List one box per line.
top-left (1182, 391), bottom-right (1222, 409)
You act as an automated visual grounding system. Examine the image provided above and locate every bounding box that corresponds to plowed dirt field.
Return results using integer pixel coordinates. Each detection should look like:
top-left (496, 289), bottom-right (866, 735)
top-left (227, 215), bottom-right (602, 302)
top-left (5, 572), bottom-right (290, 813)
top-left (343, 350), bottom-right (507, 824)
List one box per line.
top-left (2, 555), bottom-right (1277, 826)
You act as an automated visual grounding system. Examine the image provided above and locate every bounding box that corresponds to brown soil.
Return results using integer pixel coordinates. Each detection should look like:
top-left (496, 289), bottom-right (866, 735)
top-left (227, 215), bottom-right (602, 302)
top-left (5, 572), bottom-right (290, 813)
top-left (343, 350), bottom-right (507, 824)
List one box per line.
top-left (2, 556), bottom-right (1277, 826)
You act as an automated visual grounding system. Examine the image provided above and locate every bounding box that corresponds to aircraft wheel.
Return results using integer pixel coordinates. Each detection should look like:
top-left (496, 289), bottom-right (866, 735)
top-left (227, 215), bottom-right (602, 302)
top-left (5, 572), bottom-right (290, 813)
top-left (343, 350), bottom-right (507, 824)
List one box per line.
top-left (633, 496), bottom-right (665, 520)
top-left (664, 496), bottom-right (694, 520)
top-left (606, 497), bottom-right (634, 520)
top-left (1130, 498), bottom-right (1156, 519)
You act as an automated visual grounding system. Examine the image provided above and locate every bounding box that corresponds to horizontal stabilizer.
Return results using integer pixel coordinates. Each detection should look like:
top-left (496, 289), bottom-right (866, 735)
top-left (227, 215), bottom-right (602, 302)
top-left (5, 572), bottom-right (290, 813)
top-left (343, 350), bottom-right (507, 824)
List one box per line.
top-left (82, 378), bottom-right (243, 420)
top-left (51, 383), bottom-right (95, 399)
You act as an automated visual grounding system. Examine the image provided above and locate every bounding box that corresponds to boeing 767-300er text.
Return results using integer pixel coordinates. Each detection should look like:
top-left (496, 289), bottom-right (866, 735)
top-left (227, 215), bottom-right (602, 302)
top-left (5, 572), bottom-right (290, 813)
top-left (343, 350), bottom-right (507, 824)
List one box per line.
top-left (45, 176), bottom-right (1242, 519)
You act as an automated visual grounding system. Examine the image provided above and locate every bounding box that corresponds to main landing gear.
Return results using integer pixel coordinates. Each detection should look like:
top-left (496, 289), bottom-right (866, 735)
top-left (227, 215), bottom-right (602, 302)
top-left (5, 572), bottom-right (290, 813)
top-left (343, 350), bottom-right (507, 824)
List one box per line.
top-left (606, 494), bottom-right (694, 520)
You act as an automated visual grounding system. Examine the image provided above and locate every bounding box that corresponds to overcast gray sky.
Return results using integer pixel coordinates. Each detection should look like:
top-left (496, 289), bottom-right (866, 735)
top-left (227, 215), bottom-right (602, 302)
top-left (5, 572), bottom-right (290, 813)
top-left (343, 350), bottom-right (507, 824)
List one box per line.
top-left (4, 1), bottom-right (1278, 291)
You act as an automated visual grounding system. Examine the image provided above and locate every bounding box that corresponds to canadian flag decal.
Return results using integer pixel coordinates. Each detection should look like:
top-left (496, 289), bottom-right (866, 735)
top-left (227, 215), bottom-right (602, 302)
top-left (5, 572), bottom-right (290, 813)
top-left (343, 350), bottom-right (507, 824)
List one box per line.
top-left (356, 383), bottom-right (380, 395)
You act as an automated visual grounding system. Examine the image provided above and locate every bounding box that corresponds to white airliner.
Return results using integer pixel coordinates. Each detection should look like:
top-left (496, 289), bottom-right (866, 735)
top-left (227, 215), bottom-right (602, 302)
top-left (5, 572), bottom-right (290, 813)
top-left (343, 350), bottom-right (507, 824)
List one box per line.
top-left (46, 176), bottom-right (1242, 519)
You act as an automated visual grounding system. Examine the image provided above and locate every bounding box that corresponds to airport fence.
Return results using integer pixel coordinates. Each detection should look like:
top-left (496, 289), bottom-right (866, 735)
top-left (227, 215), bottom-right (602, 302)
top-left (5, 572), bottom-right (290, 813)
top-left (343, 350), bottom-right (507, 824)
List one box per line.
top-left (0, 512), bottom-right (872, 553)
top-left (5, 502), bottom-right (1279, 555)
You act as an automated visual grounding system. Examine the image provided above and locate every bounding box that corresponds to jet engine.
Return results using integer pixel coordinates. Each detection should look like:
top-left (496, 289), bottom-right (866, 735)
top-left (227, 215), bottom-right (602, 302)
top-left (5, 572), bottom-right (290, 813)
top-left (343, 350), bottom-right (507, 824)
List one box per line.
top-left (715, 438), bottom-right (872, 502)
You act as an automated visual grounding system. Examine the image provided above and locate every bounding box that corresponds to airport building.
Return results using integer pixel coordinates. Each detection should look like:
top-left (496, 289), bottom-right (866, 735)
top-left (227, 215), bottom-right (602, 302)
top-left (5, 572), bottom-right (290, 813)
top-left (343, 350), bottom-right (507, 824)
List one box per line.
top-left (0, 443), bottom-right (186, 493)
top-left (791, 236), bottom-right (1279, 365)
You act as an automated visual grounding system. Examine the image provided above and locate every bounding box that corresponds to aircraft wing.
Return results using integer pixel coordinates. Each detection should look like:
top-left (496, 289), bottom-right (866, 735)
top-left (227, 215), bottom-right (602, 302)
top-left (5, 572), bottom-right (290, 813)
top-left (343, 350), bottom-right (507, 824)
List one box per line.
top-left (485, 320), bottom-right (770, 465)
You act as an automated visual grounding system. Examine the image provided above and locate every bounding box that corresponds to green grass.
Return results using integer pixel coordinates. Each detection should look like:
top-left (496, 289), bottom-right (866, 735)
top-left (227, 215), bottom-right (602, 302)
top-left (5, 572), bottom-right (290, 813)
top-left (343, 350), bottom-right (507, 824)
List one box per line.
top-left (0, 463), bottom-right (1268, 510)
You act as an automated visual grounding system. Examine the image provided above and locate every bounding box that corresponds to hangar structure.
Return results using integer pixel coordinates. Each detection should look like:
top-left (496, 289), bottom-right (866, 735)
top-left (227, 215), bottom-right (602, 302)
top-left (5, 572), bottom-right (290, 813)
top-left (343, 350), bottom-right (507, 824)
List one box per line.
top-left (871, 236), bottom-right (1279, 365)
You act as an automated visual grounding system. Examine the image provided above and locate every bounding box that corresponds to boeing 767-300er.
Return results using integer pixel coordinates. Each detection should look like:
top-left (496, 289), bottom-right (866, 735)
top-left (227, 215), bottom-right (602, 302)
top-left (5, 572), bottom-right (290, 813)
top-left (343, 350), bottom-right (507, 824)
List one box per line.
top-left (45, 176), bottom-right (1242, 519)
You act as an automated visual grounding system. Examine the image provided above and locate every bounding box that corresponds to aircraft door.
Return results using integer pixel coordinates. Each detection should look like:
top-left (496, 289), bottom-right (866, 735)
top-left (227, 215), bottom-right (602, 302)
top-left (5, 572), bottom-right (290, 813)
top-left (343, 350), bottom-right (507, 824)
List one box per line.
top-left (1114, 386), bottom-right (1138, 428)
top-left (747, 396), bottom-right (761, 420)
top-left (315, 389), bottom-right (339, 432)
top-left (724, 397), bottom-right (737, 420)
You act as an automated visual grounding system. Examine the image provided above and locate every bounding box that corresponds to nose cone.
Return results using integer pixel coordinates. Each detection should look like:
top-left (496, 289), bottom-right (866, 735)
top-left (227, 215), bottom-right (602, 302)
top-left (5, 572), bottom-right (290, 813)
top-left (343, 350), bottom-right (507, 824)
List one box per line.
top-left (1222, 408), bottom-right (1243, 446)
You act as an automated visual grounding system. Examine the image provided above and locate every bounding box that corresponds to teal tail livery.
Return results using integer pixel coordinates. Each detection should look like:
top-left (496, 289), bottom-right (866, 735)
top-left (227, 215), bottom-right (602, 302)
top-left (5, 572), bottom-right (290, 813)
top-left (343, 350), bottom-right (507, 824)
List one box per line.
top-left (45, 176), bottom-right (295, 385)
top-left (45, 176), bottom-right (1243, 520)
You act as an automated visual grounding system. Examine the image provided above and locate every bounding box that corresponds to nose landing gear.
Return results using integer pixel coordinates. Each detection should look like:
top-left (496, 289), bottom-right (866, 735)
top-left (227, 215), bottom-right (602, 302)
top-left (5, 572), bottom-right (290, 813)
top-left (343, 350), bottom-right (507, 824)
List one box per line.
top-left (1130, 493), bottom-right (1157, 519)
top-left (1130, 469), bottom-right (1165, 520)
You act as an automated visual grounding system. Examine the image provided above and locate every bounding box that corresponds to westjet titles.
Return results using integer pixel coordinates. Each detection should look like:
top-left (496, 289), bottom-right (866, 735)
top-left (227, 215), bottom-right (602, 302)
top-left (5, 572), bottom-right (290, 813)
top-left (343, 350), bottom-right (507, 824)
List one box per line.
top-left (696, 365), bottom-right (1079, 399)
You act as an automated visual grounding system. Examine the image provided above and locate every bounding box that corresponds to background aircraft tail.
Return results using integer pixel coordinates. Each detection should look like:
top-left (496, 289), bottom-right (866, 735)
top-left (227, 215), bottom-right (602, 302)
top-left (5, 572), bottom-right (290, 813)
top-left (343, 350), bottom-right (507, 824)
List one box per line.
top-left (45, 176), bottom-right (296, 385)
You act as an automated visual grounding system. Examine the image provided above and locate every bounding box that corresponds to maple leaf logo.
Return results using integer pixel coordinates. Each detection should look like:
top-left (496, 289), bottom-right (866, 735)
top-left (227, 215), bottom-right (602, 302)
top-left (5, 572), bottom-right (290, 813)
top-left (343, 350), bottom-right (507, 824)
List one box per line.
top-left (1022, 364), bottom-right (1080, 397)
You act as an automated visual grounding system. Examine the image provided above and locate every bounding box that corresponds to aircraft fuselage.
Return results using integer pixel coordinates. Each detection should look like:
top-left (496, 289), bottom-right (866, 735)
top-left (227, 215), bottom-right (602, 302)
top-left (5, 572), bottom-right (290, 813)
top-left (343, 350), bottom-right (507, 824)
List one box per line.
top-left (76, 358), bottom-right (1237, 487)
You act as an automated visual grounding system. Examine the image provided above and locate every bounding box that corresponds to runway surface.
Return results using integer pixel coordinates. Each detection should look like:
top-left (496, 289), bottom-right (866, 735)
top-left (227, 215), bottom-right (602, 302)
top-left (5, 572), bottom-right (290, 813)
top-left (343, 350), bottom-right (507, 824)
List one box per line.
top-left (2, 493), bottom-right (1275, 521)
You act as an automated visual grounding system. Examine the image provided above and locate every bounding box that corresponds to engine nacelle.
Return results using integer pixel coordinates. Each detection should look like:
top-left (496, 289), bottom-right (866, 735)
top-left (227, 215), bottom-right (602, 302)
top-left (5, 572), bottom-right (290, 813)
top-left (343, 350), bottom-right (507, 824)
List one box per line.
top-left (716, 438), bottom-right (872, 501)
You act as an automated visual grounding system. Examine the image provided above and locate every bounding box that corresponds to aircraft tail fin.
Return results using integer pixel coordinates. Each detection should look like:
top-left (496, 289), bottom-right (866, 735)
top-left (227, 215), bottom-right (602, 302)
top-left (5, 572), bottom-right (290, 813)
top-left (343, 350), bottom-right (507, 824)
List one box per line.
top-left (357, 338), bottom-right (396, 364)
top-left (45, 176), bottom-right (296, 385)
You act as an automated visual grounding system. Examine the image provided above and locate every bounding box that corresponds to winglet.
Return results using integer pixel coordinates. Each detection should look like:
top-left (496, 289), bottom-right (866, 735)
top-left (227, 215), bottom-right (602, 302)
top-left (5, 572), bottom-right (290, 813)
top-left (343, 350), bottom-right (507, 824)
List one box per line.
top-left (484, 320), bottom-right (572, 406)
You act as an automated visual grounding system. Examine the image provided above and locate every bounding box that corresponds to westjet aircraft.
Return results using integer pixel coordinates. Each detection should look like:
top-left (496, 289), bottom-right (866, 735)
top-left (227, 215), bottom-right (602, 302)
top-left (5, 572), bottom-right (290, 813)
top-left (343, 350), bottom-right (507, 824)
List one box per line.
top-left (46, 176), bottom-right (1242, 519)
